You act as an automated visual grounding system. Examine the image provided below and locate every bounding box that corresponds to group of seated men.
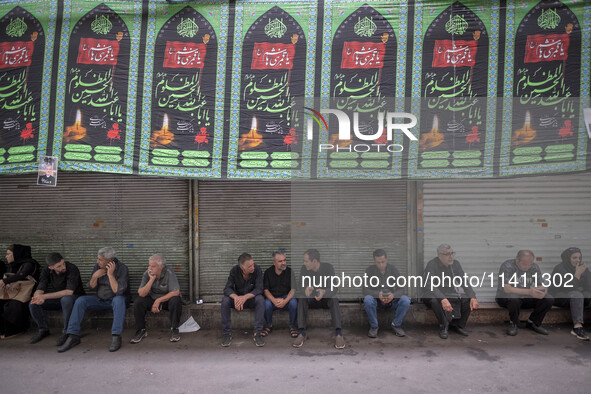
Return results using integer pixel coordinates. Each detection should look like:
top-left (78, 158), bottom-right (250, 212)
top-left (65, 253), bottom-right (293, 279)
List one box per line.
top-left (221, 244), bottom-right (590, 348)
top-left (25, 244), bottom-right (589, 352)
top-left (28, 247), bottom-right (182, 352)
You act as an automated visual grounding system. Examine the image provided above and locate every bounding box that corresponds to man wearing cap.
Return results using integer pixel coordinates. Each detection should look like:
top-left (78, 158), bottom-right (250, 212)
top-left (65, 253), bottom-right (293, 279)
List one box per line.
top-left (131, 253), bottom-right (182, 344)
top-left (29, 252), bottom-right (85, 346)
top-left (422, 244), bottom-right (479, 339)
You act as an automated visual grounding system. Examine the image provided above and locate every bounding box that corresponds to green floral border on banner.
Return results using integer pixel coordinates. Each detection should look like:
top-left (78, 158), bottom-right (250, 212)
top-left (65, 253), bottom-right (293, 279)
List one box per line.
top-left (0, 0), bottom-right (57, 174)
top-left (138, 0), bottom-right (228, 178)
top-left (52, 0), bottom-right (142, 174)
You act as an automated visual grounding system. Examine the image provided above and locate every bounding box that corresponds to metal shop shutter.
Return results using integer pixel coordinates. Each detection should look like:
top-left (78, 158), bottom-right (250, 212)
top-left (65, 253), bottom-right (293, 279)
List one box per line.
top-left (0, 173), bottom-right (190, 298)
top-left (198, 180), bottom-right (408, 301)
top-left (421, 174), bottom-right (591, 301)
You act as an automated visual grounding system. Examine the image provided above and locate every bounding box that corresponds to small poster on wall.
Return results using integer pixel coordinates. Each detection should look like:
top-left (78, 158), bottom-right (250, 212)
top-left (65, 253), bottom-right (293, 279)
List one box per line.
top-left (37, 155), bottom-right (57, 186)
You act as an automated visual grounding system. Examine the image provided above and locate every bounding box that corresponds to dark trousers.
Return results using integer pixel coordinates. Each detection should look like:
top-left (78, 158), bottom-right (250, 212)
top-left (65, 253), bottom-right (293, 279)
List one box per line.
top-left (134, 295), bottom-right (182, 331)
top-left (496, 295), bottom-right (554, 326)
top-left (0, 299), bottom-right (29, 336)
top-left (551, 290), bottom-right (591, 325)
top-left (29, 295), bottom-right (77, 332)
top-left (424, 297), bottom-right (472, 329)
top-left (297, 297), bottom-right (342, 331)
top-left (221, 294), bottom-right (265, 335)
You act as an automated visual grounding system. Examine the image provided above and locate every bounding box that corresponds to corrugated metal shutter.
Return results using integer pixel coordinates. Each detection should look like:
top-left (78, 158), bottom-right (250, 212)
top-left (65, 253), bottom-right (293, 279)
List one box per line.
top-left (198, 180), bottom-right (408, 301)
top-left (422, 174), bottom-right (591, 301)
top-left (0, 173), bottom-right (190, 298)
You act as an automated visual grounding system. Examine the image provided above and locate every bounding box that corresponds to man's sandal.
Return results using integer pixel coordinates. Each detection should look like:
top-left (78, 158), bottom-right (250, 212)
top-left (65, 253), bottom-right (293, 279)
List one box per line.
top-left (261, 326), bottom-right (272, 337)
top-left (290, 328), bottom-right (299, 338)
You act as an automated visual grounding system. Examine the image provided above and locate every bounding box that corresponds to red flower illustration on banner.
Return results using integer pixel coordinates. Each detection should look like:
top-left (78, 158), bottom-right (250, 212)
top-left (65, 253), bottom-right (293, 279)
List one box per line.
top-left (466, 126), bottom-right (480, 148)
top-left (107, 123), bottom-right (121, 144)
top-left (558, 120), bottom-right (573, 140)
top-left (374, 128), bottom-right (388, 145)
top-left (194, 127), bottom-right (209, 148)
top-left (283, 128), bottom-right (297, 150)
top-left (20, 123), bottom-right (35, 144)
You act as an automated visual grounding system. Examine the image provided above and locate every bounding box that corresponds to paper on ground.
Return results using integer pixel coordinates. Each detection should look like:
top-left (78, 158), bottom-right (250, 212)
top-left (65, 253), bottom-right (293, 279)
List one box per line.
top-left (178, 316), bottom-right (201, 333)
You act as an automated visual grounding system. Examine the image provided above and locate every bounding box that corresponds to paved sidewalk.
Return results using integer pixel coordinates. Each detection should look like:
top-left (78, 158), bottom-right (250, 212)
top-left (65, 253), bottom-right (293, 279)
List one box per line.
top-left (0, 324), bottom-right (589, 394)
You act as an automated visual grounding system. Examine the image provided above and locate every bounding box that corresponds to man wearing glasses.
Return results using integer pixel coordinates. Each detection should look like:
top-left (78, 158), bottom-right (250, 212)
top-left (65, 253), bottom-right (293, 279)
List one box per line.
top-left (422, 244), bottom-right (479, 339)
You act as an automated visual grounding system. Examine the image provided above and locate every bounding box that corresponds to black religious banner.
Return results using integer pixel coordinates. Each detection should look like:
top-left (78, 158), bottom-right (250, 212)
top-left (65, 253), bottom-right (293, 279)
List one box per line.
top-left (323, 3), bottom-right (397, 177)
top-left (501, 0), bottom-right (583, 176)
top-left (53, 1), bottom-right (141, 174)
top-left (416, 1), bottom-right (492, 176)
top-left (229, 4), bottom-right (308, 178)
top-left (0, 5), bottom-right (47, 173)
top-left (143, 5), bottom-right (219, 176)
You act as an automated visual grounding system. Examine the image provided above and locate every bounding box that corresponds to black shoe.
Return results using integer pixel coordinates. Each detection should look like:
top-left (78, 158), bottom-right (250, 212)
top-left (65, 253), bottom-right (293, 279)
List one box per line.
top-left (507, 322), bottom-right (518, 336)
top-left (439, 324), bottom-right (448, 339)
top-left (57, 334), bottom-right (80, 353)
top-left (391, 324), bottom-right (406, 337)
top-left (450, 325), bottom-right (469, 336)
top-left (130, 329), bottom-right (147, 344)
top-left (170, 328), bottom-right (180, 342)
top-left (56, 332), bottom-right (68, 347)
top-left (109, 335), bottom-right (122, 352)
top-left (527, 320), bottom-right (548, 335)
top-left (571, 327), bottom-right (590, 341)
top-left (253, 332), bottom-right (265, 347)
top-left (29, 329), bottom-right (50, 344)
top-left (221, 333), bottom-right (232, 347)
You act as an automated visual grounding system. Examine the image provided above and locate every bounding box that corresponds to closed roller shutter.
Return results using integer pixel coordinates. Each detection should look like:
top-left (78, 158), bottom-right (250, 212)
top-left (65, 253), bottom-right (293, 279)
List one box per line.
top-left (0, 173), bottom-right (190, 298)
top-left (198, 180), bottom-right (408, 301)
top-left (422, 174), bottom-right (591, 301)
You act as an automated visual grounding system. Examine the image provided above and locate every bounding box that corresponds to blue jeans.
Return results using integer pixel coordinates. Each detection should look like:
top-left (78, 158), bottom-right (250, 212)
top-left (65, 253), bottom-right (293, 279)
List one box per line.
top-left (221, 295), bottom-right (265, 335)
top-left (264, 297), bottom-right (297, 328)
top-left (66, 295), bottom-right (126, 336)
top-left (363, 295), bottom-right (410, 329)
top-left (29, 295), bottom-right (77, 332)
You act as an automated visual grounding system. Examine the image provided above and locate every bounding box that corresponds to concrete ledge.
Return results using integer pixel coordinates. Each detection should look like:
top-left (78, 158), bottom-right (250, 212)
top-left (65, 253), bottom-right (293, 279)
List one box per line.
top-left (41, 302), bottom-right (590, 330)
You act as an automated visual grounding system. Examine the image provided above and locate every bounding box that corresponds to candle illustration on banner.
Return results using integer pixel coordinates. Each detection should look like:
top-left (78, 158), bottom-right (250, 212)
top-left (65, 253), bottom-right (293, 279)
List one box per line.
top-left (420, 115), bottom-right (444, 152)
top-left (150, 113), bottom-right (175, 148)
top-left (64, 109), bottom-right (87, 143)
top-left (239, 116), bottom-right (264, 151)
top-left (512, 111), bottom-right (536, 147)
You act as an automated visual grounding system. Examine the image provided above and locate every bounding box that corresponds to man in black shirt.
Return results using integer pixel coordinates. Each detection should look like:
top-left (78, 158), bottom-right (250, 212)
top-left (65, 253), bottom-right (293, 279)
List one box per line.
top-left (363, 249), bottom-right (410, 338)
top-left (496, 250), bottom-right (553, 336)
top-left (221, 252), bottom-right (265, 347)
top-left (422, 244), bottom-right (479, 339)
top-left (263, 250), bottom-right (297, 338)
top-left (29, 252), bottom-right (85, 346)
top-left (293, 249), bottom-right (345, 349)
top-left (37, 162), bottom-right (56, 186)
